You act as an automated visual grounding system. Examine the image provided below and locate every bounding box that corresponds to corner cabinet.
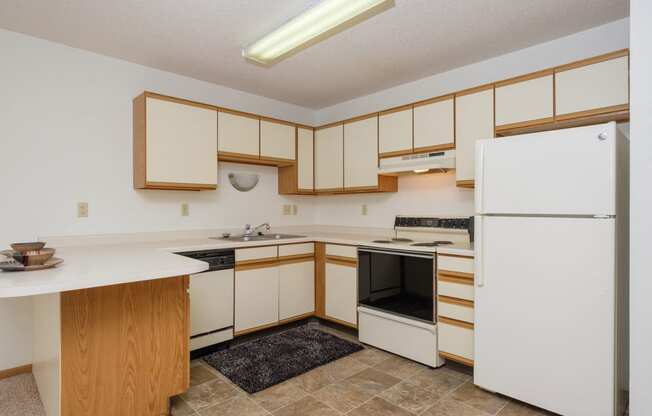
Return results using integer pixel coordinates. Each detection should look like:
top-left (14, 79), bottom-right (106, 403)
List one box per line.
top-left (455, 87), bottom-right (494, 188)
top-left (260, 118), bottom-right (296, 162)
top-left (133, 92), bottom-right (218, 191)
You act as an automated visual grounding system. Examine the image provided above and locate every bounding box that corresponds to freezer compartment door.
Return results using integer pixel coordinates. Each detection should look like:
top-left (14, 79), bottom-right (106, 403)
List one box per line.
top-left (474, 216), bottom-right (615, 416)
top-left (476, 123), bottom-right (617, 215)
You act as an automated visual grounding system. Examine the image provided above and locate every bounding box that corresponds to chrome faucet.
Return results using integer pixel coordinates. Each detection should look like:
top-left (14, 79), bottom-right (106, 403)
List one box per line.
top-left (243, 222), bottom-right (271, 236)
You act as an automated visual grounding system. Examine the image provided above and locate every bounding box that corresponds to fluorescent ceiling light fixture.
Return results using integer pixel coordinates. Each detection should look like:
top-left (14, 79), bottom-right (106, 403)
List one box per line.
top-left (243, 0), bottom-right (394, 65)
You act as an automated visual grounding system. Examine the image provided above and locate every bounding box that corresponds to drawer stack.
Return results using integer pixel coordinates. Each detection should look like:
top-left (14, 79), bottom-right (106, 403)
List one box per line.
top-left (436, 253), bottom-right (475, 366)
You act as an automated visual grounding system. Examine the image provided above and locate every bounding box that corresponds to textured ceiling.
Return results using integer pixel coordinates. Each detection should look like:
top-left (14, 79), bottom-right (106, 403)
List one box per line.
top-left (0, 0), bottom-right (629, 109)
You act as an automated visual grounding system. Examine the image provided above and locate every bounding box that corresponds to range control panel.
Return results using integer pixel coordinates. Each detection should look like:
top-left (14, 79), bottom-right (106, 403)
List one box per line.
top-left (394, 216), bottom-right (471, 230)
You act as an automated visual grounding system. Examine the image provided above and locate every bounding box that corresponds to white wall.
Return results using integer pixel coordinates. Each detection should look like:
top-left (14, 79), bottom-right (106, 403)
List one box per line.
top-left (315, 171), bottom-right (473, 227)
top-left (315, 18), bottom-right (630, 125)
top-left (0, 29), bottom-right (316, 370)
top-left (629, 2), bottom-right (651, 415)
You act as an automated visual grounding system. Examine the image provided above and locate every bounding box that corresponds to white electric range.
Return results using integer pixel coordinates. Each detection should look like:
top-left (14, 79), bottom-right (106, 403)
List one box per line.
top-left (357, 215), bottom-right (472, 367)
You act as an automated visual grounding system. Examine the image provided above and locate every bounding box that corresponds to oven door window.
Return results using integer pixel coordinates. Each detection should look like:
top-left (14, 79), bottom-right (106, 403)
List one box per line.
top-left (358, 250), bottom-right (433, 322)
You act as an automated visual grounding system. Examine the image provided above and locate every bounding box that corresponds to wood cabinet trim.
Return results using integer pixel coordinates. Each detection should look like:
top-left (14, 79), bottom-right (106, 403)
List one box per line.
top-left (494, 68), bottom-right (554, 88)
top-left (554, 103), bottom-right (629, 121)
top-left (218, 107), bottom-right (261, 121)
top-left (144, 181), bottom-right (216, 190)
top-left (438, 274), bottom-right (474, 286)
top-left (438, 295), bottom-right (474, 308)
top-left (379, 104), bottom-right (413, 116)
top-left (455, 83), bottom-right (495, 97)
top-left (315, 121), bottom-right (344, 130)
top-left (554, 48), bottom-right (629, 73)
top-left (260, 116), bottom-right (296, 127)
top-left (325, 256), bottom-right (357, 267)
top-left (235, 259), bottom-right (279, 271)
top-left (379, 149), bottom-right (414, 158)
top-left (278, 312), bottom-right (315, 325)
top-left (439, 351), bottom-right (474, 367)
top-left (438, 253), bottom-right (474, 259)
top-left (412, 143), bottom-right (455, 153)
top-left (413, 94), bottom-right (455, 108)
top-left (315, 243), bottom-right (326, 318)
top-left (456, 180), bottom-right (475, 189)
top-left (234, 321), bottom-right (279, 337)
top-left (496, 109), bottom-right (629, 137)
top-left (343, 113), bottom-right (379, 124)
top-left (143, 91), bottom-right (217, 111)
top-left (278, 254), bottom-right (315, 265)
top-left (439, 316), bottom-right (474, 330)
top-left (495, 116), bottom-right (556, 132)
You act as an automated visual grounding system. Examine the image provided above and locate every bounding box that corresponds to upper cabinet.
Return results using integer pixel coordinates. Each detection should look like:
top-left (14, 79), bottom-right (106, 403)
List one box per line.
top-left (495, 71), bottom-right (554, 132)
top-left (218, 110), bottom-right (259, 158)
top-left (379, 106), bottom-right (412, 157)
top-left (555, 52), bottom-right (629, 120)
top-left (344, 116), bottom-right (379, 189)
top-left (260, 119), bottom-right (295, 162)
top-left (297, 127), bottom-right (314, 192)
top-left (455, 87), bottom-right (494, 187)
top-left (413, 96), bottom-right (455, 152)
top-left (315, 124), bottom-right (344, 192)
top-left (133, 92), bottom-right (218, 191)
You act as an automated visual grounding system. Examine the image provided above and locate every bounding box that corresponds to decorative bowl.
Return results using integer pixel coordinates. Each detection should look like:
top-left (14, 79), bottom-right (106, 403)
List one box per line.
top-left (21, 248), bottom-right (56, 266)
top-left (11, 242), bottom-right (46, 253)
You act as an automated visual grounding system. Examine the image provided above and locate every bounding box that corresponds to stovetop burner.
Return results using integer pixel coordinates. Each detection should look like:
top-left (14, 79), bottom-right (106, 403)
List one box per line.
top-left (392, 238), bottom-right (414, 242)
top-left (411, 241), bottom-right (454, 247)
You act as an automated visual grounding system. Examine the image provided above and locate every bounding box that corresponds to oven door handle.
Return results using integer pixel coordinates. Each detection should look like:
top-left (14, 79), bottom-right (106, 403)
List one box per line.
top-left (358, 248), bottom-right (434, 259)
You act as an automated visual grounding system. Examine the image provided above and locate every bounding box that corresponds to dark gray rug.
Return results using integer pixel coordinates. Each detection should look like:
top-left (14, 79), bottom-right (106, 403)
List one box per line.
top-left (202, 325), bottom-right (364, 393)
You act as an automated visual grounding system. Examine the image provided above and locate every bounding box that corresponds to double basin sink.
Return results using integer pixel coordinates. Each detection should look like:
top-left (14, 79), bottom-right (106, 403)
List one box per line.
top-left (211, 233), bottom-right (306, 243)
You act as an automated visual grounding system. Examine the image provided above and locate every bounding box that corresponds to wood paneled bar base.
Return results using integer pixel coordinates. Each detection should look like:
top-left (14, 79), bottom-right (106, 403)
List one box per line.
top-left (33, 276), bottom-right (190, 416)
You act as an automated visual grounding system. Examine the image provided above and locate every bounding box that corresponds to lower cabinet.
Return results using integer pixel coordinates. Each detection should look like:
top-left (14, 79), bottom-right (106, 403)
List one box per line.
top-left (279, 259), bottom-right (315, 320)
top-left (325, 260), bottom-right (358, 327)
top-left (234, 264), bottom-right (279, 334)
top-left (436, 253), bottom-right (475, 366)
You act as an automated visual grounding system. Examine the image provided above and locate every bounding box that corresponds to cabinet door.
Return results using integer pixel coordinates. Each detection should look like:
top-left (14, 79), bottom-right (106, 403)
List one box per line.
top-left (413, 97), bottom-right (454, 152)
top-left (379, 107), bottom-right (412, 156)
top-left (344, 116), bottom-right (378, 189)
top-left (455, 88), bottom-right (494, 184)
top-left (260, 119), bottom-right (295, 161)
top-left (297, 127), bottom-right (314, 191)
top-left (234, 265), bottom-right (279, 333)
top-left (145, 96), bottom-right (218, 187)
top-left (325, 262), bottom-right (357, 326)
top-left (555, 55), bottom-right (629, 119)
top-left (218, 110), bottom-right (259, 156)
top-left (495, 73), bottom-right (553, 129)
top-left (279, 260), bottom-right (315, 320)
top-left (315, 124), bottom-right (344, 191)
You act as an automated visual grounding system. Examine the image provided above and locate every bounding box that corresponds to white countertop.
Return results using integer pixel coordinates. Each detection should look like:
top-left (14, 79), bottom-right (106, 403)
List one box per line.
top-left (0, 230), bottom-right (473, 298)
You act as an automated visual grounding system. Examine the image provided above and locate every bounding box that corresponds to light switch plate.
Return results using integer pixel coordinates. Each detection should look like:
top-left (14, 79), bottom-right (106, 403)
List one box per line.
top-left (292, 205), bottom-right (298, 215)
top-left (283, 204), bottom-right (292, 215)
top-left (77, 202), bottom-right (88, 218)
top-left (361, 204), bottom-right (368, 216)
top-left (181, 203), bottom-right (189, 216)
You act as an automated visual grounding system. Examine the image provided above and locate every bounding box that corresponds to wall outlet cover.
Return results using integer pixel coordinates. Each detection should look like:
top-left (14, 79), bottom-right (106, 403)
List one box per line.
top-left (77, 202), bottom-right (89, 218)
top-left (361, 204), bottom-right (368, 216)
top-left (181, 203), bottom-right (189, 216)
top-left (292, 205), bottom-right (298, 215)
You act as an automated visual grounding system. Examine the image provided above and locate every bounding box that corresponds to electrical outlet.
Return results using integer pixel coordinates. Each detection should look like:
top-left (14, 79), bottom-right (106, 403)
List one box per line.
top-left (361, 204), bottom-right (368, 216)
top-left (283, 204), bottom-right (292, 215)
top-left (77, 202), bottom-right (88, 218)
top-left (292, 205), bottom-right (298, 215)
top-left (181, 203), bottom-right (189, 217)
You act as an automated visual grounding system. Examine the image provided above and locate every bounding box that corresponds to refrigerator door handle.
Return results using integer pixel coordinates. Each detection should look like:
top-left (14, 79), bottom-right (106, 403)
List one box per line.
top-left (475, 141), bottom-right (486, 214)
top-left (476, 216), bottom-right (484, 287)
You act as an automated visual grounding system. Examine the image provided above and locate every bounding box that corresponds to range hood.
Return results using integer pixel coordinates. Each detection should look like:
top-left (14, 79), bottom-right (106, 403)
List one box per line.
top-left (379, 150), bottom-right (455, 175)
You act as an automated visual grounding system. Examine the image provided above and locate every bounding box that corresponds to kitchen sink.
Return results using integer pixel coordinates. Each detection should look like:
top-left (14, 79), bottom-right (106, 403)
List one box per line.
top-left (211, 233), bottom-right (306, 242)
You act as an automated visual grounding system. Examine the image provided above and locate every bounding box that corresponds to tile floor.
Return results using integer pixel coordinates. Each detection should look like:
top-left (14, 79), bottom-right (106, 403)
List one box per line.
top-left (173, 324), bottom-right (556, 416)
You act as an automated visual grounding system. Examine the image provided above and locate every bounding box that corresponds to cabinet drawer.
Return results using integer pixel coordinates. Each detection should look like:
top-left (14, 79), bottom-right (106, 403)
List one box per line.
top-left (438, 297), bottom-right (474, 323)
top-left (326, 244), bottom-right (357, 259)
top-left (438, 320), bottom-right (474, 361)
top-left (236, 246), bottom-right (278, 262)
top-left (438, 280), bottom-right (474, 301)
top-left (279, 243), bottom-right (314, 257)
top-left (437, 255), bottom-right (474, 274)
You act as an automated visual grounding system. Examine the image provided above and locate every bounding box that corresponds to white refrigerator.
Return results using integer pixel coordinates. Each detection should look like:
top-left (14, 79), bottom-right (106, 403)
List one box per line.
top-left (474, 122), bottom-right (629, 416)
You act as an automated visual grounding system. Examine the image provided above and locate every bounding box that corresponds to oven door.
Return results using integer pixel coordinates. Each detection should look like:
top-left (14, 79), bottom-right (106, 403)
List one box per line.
top-left (358, 248), bottom-right (434, 323)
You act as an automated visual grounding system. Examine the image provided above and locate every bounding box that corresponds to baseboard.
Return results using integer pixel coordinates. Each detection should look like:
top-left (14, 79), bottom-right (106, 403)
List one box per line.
top-left (0, 364), bottom-right (32, 380)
